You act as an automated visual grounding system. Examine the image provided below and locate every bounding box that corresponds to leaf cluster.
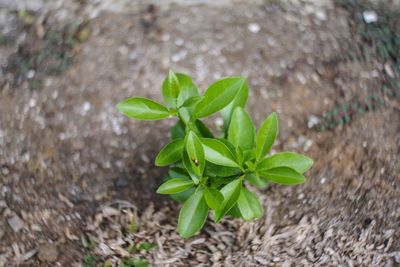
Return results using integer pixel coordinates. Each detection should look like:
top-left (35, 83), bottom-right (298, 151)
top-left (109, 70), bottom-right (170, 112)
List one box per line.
top-left (117, 70), bottom-right (313, 238)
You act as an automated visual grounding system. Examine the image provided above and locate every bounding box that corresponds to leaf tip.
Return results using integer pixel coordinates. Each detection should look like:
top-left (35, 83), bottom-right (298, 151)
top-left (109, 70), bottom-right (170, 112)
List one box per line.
top-left (116, 100), bottom-right (125, 113)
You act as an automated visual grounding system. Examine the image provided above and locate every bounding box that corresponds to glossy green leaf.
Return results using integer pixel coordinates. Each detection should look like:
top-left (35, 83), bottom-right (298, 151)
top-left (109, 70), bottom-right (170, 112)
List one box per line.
top-left (171, 187), bottom-right (195, 204)
top-left (228, 107), bottom-right (255, 150)
top-left (214, 179), bottom-right (242, 223)
top-left (236, 146), bottom-right (244, 166)
top-left (165, 170), bottom-right (196, 203)
top-left (176, 73), bottom-right (200, 107)
top-left (162, 70), bottom-right (180, 108)
top-left (168, 167), bottom-right (189, 179)
top-left (181, 96), bottom-right (203, 108)
top-left (220, 79), bottom-right (248, 130)
top-left (171, 120), bottom-right (186, 140)
top-left (246, 173), bottom-right (269, 189)
top-left (204, 162), bottom-right (241, 178)
top-left (204, 187), bottom-right (224, 210)
top-left (257, 152), bottom-right (313, 174)
top-left (186, 131), bottom-right (205, 177)
top-left (182, 150), bottom-right (199, 184)
top-left (227, 204), bottom-right (242, 218)
top-left (259, 167), bottom-right (305, 185)
top-left (194, 77), bottom-right (246, 118)
top-left (194, 120), bottom-right (214, 138)
top-left (256, 112), bottom-right (278, 160)
top-left (178, 190), bottom-right (208, 238)
top-left (156, 178), bottom-right (194, 194)
top-left (117, 97), bottom-right (170, 120)
top-left (237, 187), bottom-right (263, 221)
top-left (244, 149), bottom-right (256, 162)
top-left (210, 176), bottom-right (238, 188)
top-left (201, 138), bottom-right (239, 167)
top-left (155, 139), bottom-right (184, 166)
top-left (178, 96), bottom-right (203, 124)
top-left (218, 138), bottom-right (236, 154)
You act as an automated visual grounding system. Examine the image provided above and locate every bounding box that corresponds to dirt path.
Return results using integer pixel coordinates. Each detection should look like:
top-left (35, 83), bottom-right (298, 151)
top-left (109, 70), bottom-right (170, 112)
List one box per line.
top-left (0, 0), bottom-right (399, 266)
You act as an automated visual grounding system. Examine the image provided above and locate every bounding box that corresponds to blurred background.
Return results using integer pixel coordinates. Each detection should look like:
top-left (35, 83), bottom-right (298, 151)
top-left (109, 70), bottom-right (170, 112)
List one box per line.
top-left (0, 0), bottom-right (399, 266)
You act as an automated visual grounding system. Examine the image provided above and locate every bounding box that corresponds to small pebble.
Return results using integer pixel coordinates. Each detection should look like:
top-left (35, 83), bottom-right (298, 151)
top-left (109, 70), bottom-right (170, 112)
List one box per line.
top-left (307, 115), bottom-right (320, 128)
top-left (38, 243), bottom-right (59, 263)
top-left (7, 215), bottom-right (24, 233)
top-left (248, 23), bottom-right (261, 33)
top-left (315, 10), bottom-right (327, 21)
top-left (363, 10), bottom-right (378, 23)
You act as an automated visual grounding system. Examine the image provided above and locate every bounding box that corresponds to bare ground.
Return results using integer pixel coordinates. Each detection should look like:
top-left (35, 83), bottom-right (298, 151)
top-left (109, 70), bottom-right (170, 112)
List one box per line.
top-left (0, 0), bottom-right (399, 266)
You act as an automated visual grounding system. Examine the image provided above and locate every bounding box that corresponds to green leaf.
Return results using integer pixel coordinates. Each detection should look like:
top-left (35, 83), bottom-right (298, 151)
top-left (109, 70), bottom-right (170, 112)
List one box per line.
top-left (255, 112), bottom-right (278, 160)
top-left (214, 179), bottom-right (242, 223)
top-left (246, 173), bottom-right (269, 189)
top-left (257, 152), bottom-right (313, 174)
top-left (227, 204), bottom-right (242, 218)
top-left (103, 259), bottom-right (113, 267)
top-left (122, 258), bottom-right (149, 267)
top-left (171, 120), bottom-right (186, 139)
top-left (220, 79), bottom-right (248, 130)
top-left (171, 187), bottom-right (195, 204)
top-left (181, 96), bottom-right (203, 108)
top-left (236, 146), bottom-right (244, 166)
top-left (201, 138), bottom-right (239, 167)
top-left (164, 174), bottom-right (196, 203)
top-left (204, 162), bottom-right (241, 178)
top-left (168, 167), bottom-right (190, 179)
top-left (182, 150), bottom-right (199, 184)
top-left (155, 139), bottom-right (184, 166)
top-left (178, 96), bottom-right (203, 123)
top-left (218, 138), bottom-right (237, 154)
top-left (133, 259), bottom-right (149, 267)
top-left (244, 149), bottom-right (256, 162)
top-left (176, 73), bottom-right (200, 107)
top-left (228, 107), bottom-right (255, 150)
top-left (136, 242), bottom-right (157, 251)
top-left (194, 77), bottom-right (246, 118)
top-left (186, 131), bottom-right (205, 177)
top-left (210, 176), bottom-right (238, 188)
top-left (162, 70), bottom-right (180, 108)
top-left (178, 190), bottom-right (208, 238)
top-left (156, 178), bottom-right (194, 194)
top-left (204, 187), bottom-right (224, 210)
top-left (259, 167), bottom-right (305, 185)
top-left (117, 97), bottom-right (170, 120)
top-left (194, 120), bottom-right (214, 138)
top-left (237, 187), bottom-right (263, 221)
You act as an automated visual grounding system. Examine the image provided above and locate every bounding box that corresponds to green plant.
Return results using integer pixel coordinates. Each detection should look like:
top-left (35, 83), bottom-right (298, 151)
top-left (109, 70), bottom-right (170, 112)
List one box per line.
top-left (117, 71), bottom-right (313, 238)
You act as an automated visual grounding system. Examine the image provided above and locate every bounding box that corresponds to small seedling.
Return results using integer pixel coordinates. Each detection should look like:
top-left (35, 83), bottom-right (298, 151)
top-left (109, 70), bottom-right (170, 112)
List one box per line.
top-left (84, 254), bottom-right (100, 267)
top-left (121, 257), bottom-right (149, 267)
top-left (117, 71), bottom-right (313, 238)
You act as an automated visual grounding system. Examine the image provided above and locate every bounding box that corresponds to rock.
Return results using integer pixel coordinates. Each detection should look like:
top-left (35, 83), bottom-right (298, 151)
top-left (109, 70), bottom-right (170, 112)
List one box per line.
top-left (248, 23), bottom-right (261, 33)
top-left (38, 243), bottom-right (58, 263)
top-left (7, 215), bottom-right (24, 233)
top-left (307, 115), bottom-right (320, 128)
top-left (363, 10), bottom-right (378, 24)
top-left (315, 10), bottom-right (327, 21)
